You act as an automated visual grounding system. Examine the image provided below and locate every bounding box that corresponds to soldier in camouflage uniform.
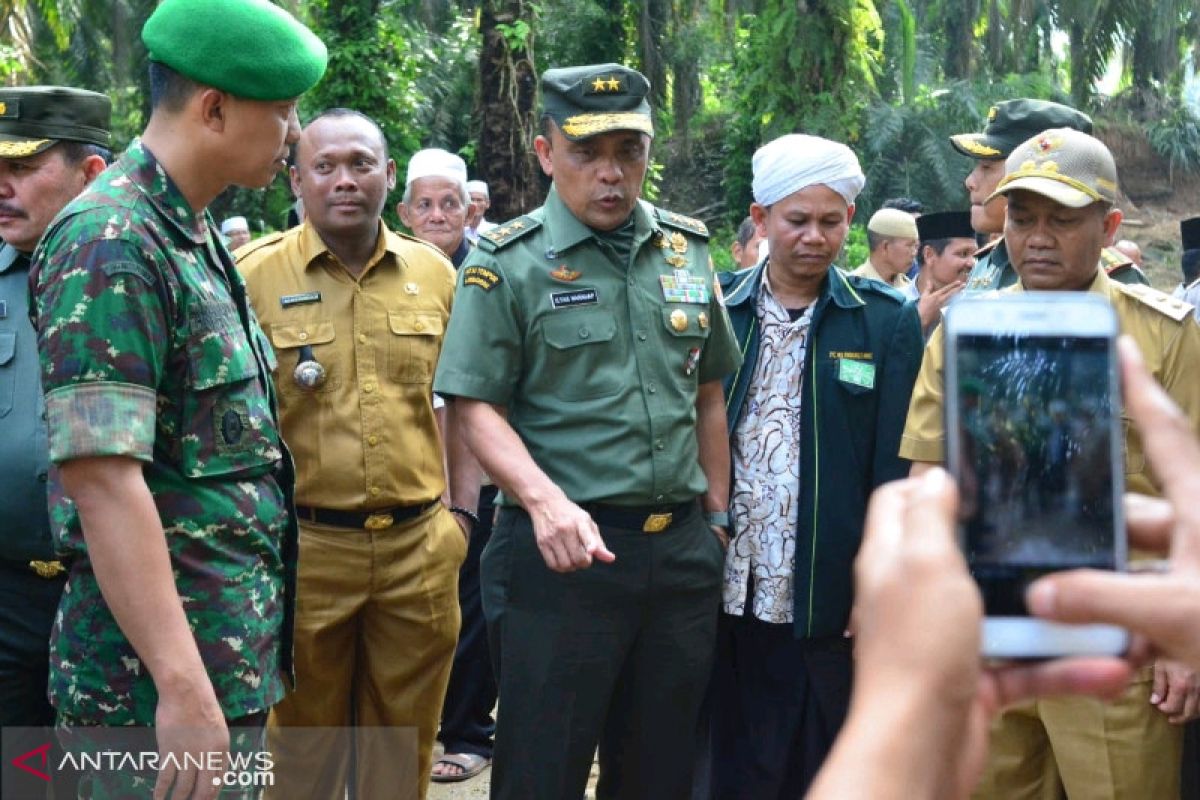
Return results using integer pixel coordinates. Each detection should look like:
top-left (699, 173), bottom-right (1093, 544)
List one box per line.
top-left (951, 99), bottom-right (1148, 293)
top-left (29, 1), bottom-right (325, 797)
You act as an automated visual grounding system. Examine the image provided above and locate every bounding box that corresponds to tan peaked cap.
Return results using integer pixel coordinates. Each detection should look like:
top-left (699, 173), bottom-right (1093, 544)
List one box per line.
top-left (867, 208), bottom-right (918, 238)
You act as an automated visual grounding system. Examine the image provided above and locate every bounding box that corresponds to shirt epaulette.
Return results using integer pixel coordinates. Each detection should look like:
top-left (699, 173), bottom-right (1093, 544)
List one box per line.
top-left (233, 230), bottom-right (286, 259)
top-left (392, 229), bottom-right (452, 260)
top-left (653, 207), bottom-right (709, 239)
top-left (973, 237), bottom-right (1001, 258)
top-left (1114, 282), bottom-right (1195, 322)
top-left (478, 216), bottom-right (541, 252)
top-left (1100, 246), bottom-right (1133, 271)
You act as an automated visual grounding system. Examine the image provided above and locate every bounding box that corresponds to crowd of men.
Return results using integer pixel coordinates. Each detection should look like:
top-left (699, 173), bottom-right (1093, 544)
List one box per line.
top-left (2, 0), bottom-right (1200, 799)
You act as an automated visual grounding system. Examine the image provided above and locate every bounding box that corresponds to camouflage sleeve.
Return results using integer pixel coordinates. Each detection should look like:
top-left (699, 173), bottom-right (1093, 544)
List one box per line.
top-left (34, 235), bottom-right (172, 464)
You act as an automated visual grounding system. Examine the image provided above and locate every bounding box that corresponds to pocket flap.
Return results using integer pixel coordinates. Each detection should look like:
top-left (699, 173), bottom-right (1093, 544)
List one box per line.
top-left (542, 312), bottom-right (617, 350)
top-left (388, 311), bottom-right (444, 337)
top-left (269, 321), bottom-right (336, 349)
top-left (0, 332), bottom-right (14, 366)
top-left (659, 308), bottom-right (712, 338)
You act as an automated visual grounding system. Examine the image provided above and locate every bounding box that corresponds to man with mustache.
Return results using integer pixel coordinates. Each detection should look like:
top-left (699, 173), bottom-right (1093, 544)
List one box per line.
top-left (238, 109), bottom-right (478, 800)
top-left (0, 84), bottom-right (110, 800)
top-left (952, 99), bottom-right (1147, 293)
top-left (434, 63), bottom-right (741, 799)
top-left (707, 134), bottom-right (923, 798)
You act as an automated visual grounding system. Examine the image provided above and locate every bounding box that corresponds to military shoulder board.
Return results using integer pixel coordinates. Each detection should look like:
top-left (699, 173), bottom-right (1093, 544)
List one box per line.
top-left (654, 207), bottom-right (710, 239)
top-left (479, 216), bottom-right (541, 252)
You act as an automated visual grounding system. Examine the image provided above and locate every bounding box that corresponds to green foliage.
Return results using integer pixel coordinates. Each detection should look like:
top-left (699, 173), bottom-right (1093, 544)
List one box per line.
top-left (841, 223), bottom-right (868, 269)
top-left (1148, 102), bottom-right (1200, 183)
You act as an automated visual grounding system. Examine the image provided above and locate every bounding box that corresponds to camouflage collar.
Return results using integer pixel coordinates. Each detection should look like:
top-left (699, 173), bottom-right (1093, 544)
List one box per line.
top-left (121, 139), bottom-right (210, 246)
top-left (542, 185), bottom-right (654, 255)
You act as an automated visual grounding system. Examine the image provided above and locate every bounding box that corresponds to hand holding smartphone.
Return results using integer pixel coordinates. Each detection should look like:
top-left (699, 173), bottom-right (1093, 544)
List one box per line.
top-left (944, 293), bottom-right (1129, 659)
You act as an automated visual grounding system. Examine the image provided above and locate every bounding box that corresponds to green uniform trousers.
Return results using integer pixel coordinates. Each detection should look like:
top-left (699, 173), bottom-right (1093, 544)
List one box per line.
top-left (482, 502), bottom-right (724, 800)
top-left (266, 505), bottom-right (464, 800)
top-left (972, 669), bottom-right (1181, 799)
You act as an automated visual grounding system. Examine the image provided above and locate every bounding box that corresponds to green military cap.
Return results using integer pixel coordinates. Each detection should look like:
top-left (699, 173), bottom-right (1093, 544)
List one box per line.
top-left (950, 99), bottom-right (1092, 160)
top-left (142, 0), bottom-right (327, 102)
top-left (0, 86), bottom-right (111, 159)
top-left (989, 128), bottom-right (1118, 209)
top-left (541, 63), bottom-right (654, 141)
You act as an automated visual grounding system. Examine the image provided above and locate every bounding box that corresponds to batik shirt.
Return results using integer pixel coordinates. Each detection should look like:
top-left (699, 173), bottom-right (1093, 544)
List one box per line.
top-left (724, 272), bottom-right (813, 623)
top-left (31, 140), bottom-right (295, 725)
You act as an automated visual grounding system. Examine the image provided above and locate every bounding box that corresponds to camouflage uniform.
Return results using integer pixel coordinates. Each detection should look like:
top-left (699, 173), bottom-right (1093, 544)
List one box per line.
top-left (31, 139), bottom-right (297, 726)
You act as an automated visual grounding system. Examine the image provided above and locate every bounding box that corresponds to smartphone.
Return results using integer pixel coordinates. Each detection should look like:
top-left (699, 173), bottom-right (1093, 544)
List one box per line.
top-left (944, 293), bottom-right (1128, 659)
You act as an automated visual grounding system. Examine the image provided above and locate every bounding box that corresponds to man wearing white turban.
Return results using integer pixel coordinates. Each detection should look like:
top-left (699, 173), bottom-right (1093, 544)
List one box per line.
top-left (707, 133), bottom-right (924, 798)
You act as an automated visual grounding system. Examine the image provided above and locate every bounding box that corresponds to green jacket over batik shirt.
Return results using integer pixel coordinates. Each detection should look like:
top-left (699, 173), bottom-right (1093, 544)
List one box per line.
top-left (30, 140), bottom-right (297, 725)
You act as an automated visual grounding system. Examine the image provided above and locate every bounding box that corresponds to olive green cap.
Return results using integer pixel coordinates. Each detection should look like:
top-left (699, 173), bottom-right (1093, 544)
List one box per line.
top-left (143, 0), bottom-right (328, 102)
top-left (988, 128), bottom-right (1118, 209)
top-left (0, 86), bottom-right (111, 159)
top-left (950, 99), bottom-right (1092, 161)
top-left (541, 63), bottom-right (654, 141)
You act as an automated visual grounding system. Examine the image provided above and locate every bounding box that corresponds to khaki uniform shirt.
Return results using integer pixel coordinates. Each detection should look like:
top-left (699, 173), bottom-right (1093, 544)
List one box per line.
top-left (238, 221), bottom-right (456, 509)
top-left (433, 188), bottom-right (742, 506)
top-left (900, 270), bottom-right (1200, 498)
top-left (851, 258), bottom-right (913, 291)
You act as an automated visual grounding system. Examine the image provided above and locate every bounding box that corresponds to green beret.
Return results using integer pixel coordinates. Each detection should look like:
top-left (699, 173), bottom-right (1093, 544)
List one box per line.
top-left (143, 0), bottom-right (327, 102)
top-left (541, 63), bottom-right (653, 141)
top-left (950, 99), bottom-right (1092, 161)
top-left (0, 86), bottom-right (111, 158)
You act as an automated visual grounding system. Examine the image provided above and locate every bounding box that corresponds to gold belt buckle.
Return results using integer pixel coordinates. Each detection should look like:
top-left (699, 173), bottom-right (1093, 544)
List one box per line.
top-left (364, 513), bottom-right (394, 530)
top-left (29, 560), bottom-right (66, 579)
top-left (642, 513), bottom-right (672, 533)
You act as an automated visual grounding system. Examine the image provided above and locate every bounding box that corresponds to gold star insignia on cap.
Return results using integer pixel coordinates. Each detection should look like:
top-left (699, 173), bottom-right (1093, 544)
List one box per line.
top-left (606, 77), bottom-right (621, 91)
top-left (987, 105), bottom-right (998, 122)
top-left (0, 103), bottom-right (7, 116)
top-left (591, 77), bottom-right (607, 92)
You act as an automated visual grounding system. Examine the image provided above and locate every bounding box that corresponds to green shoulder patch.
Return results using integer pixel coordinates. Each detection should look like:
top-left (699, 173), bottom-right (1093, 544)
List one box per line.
top-left (654, 207), bottom-right (709, 239)
top-left (1114, 282), bottom-right (1193, 322)
top-left (479, 216), bottom-right (541, 252)
top-left (463, 265), bottom-right (503, 292)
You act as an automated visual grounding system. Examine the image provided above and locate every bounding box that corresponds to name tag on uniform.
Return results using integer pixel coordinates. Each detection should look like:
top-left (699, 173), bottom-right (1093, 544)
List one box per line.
top-left (280, 291), bottom-right (321, 308)
top-left (838, 358), bottom-right (875, 389)
top-left (659, 272), bottom-right (709, 304)
top-left (551, 288), bottom-right (599, 309)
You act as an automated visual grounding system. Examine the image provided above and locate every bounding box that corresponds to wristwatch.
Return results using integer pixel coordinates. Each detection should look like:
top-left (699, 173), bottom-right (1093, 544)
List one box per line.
top-left (704, 510), bottom-right (730, 528)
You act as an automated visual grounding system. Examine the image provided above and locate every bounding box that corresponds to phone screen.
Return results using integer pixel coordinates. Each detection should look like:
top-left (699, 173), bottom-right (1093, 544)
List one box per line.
top-left (954, 333), bottom-right (1116, 617)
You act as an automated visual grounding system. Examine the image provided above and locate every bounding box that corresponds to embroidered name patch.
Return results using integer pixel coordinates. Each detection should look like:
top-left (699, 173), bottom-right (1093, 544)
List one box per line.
top-left (838, 358), bottom-right (876, 389)
top-left (829, 351), bottom-right (873, 360)
top-left (280, 291), bottom-right (322, 308)
top-left (551, 288), bottom-right (599, 309)
top-left (464, 266), bottom-right (502, 291)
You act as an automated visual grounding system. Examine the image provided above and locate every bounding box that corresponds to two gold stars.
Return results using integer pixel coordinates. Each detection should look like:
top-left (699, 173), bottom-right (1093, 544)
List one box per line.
top-left (590, 76), bottom-right (622, 92)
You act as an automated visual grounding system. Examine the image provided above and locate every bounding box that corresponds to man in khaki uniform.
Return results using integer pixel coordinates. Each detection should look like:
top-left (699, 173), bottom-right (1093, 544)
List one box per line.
top-left (238, 108), bottom-right (477, 800)
top-left (851, 207), bottom-right (919, 298)
top-left (902, 127), bottom-right (1200, 799)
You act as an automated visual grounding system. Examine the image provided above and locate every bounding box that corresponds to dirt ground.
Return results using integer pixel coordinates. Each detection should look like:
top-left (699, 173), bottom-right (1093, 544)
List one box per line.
top-left (426, 744), bottom-right (601, 799)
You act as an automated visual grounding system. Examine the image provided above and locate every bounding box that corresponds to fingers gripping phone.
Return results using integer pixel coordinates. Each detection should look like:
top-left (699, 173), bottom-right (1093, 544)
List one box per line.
top-left (944, 293), bottom-right (1129, 659)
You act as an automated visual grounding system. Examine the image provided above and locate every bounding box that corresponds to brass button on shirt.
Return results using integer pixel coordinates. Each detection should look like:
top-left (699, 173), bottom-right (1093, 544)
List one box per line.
top-left (433, 188), bottom-right (741, 505)
top-left (237, 221), bottom-right (455, 509)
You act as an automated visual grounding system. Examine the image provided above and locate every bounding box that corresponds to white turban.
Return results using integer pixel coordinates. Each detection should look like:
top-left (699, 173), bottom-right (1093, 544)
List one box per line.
top-left (751, 134), bottom-right (865, 208)
top-left (466, 179), bottom-right (489, 197)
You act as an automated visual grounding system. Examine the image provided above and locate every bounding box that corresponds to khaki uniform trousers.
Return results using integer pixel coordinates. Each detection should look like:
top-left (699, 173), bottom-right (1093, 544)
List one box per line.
top-left (266, 504), bottom-right (465, 800)
top-left (973, 669), bottom-right (1182, 800)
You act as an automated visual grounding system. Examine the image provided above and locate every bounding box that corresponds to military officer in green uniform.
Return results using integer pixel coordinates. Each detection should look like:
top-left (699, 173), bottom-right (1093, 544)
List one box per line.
top-left (30, 1), bottom-right (325, 797)
top-left (433, 63), bottom-right (741, 800)
top-left (951, 98), bottom-right (1148, 292)
top-left (0, 85), bottom-right (110, 800)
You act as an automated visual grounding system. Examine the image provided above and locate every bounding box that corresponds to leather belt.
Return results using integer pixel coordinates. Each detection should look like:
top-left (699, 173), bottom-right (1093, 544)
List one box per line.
top-left (296, 501), bottom-right (438, 531)
top-left (582, 501), bottom-right (697, 533)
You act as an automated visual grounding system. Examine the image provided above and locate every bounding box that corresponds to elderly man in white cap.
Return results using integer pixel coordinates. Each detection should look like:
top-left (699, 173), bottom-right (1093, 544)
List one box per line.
top-left (851, 207), bottom-right (919, 297)
top-left (220, 214), bottom-right (251, 249)
top-left (464, 178), bottom-right (496, 244)
top-left (398, 147), bottom-right (474, 267)
top-left (708, 133), bottom-right (924, 799)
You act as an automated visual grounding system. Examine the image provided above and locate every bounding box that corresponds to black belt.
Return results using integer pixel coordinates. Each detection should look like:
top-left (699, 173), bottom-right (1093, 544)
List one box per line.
top-left (296, 501), bottom-right (438, 531)
top-left (581, 500), bottom-right (697, 533)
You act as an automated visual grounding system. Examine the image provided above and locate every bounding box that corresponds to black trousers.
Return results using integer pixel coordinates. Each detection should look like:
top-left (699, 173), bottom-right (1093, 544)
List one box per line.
top-left (481, 503), bottom-right (723, 800)
top-left (437, 484), bottom-right (499, 758)
top-left (709, 612), bottom-right (852, 800)
top-left (0, 558), bottom-right (67, 799)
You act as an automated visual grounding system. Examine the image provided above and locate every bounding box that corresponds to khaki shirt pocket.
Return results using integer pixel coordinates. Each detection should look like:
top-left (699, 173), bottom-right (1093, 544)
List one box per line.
top-left (541, 310), bottom-right (621, 400)
top-left (269, 321), bottom-right (337, 395)
top-left (388, 310), bottom-right (444, 384)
